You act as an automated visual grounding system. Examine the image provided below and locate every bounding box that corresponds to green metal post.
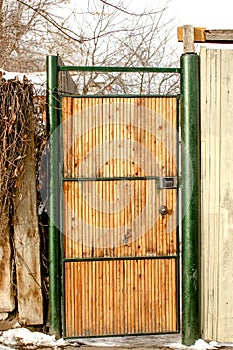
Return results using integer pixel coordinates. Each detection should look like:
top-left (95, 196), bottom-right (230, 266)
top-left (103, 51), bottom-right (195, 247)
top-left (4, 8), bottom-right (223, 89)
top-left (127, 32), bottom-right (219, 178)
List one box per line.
top-left (181, 53), bottom-right (201, 345)
top-left (46, 55), bottom-right (61, 337)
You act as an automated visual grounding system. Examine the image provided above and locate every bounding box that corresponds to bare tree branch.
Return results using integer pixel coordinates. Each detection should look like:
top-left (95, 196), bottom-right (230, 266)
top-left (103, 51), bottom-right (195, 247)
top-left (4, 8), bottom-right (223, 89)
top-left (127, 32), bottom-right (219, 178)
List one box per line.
top-left (99, 0), bottom-right (165, 16)
top-left (16, 0), bottom-right (84, 43)
top-left (1, 0), bottom-right (179, 94)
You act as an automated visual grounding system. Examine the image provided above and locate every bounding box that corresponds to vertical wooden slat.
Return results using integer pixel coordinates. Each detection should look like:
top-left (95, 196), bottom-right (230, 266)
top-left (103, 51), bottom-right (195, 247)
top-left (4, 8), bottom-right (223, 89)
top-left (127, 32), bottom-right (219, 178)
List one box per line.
top-left (98, 99), bottom-right (104, 256)
top-left (14, 127), bottom-right (43, 325)
top-left (201, 48), bottom-right (233, 342)
top-left (95, 98), bottom-right (101, 253)
top-left (64, 259), bottom-right (177, 337)
top-left (63, 97), bottom-right (177, 259)
top-left (0, 212), bottom-right (15, 313)
top-left (200, 48), bottom-right (220, 341)
top-left (63, 97), bottom-right (70, 334)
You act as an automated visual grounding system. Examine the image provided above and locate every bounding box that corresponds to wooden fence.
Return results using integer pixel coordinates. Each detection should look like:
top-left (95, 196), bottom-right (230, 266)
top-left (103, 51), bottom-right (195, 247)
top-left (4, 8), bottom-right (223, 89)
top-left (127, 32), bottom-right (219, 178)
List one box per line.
top-left (201, 48), bottom-right (233, 341)
top-left (2, 48), bottom-right (233, 343)
top-left (0, 79), bottom-right (43, 325)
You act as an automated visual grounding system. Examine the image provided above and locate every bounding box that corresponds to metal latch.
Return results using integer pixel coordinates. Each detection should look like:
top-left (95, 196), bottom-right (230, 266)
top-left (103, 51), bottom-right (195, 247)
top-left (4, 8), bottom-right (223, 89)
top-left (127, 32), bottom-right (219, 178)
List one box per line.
top-left (157, 176), bottom-right (179, 189)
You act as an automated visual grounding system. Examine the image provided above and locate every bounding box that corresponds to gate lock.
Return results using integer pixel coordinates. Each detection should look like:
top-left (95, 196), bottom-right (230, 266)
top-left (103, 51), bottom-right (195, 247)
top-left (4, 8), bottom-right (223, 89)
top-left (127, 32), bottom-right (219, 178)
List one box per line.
top-left (157, 176), bottom-right (179, 189)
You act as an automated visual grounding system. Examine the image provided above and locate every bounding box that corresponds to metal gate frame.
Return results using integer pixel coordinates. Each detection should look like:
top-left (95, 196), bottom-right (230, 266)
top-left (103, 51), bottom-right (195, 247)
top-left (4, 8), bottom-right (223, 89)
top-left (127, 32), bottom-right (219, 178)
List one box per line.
top-left (46, 55), bottom-right (201, 345)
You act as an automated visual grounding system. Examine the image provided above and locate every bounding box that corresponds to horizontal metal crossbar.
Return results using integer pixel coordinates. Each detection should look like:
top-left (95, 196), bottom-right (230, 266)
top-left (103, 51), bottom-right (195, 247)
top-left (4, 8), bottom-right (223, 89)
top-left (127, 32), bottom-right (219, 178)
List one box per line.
top-left (59, 65), bottom-right (181, 74)
top-left (64, 330), bottom-right (180, 340)
top-left (63, 175), bottom-right (160, 182)
top-left (63, 255), bottom-right (178, 263)
top-left (63, 176), bottom-right (179, 189)
top-left (60, 93), bottom-right (180, 98)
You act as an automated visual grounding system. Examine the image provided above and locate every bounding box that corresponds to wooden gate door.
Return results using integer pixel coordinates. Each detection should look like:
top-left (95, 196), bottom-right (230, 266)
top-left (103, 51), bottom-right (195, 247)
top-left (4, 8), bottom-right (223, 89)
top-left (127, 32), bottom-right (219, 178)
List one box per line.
top-left (62, 96), bottom-right (179, 337)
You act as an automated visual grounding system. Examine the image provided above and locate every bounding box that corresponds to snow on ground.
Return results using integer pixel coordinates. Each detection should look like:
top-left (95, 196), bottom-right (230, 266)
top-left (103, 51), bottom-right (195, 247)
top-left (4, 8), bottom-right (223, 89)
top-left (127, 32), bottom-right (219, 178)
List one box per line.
top-left (0, 68), bottom-right (46, 94)
top-left (167, 339), bottom-right (219, 350)
top-left (0, 328), bottom-right (233, 349)
top-left (0, 328), bottom-right (68, 349)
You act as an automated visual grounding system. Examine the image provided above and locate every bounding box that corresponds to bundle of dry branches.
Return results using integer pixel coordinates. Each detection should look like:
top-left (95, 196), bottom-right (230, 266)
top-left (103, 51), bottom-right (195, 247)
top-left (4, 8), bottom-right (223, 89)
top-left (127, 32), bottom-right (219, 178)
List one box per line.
top-left (0, 78), bottom-right (34, 236)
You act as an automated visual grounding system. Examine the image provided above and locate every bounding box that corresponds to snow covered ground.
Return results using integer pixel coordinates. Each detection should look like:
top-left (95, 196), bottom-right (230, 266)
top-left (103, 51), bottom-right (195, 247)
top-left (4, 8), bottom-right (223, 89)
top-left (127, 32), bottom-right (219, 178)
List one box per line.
top-left (0, 328), bottom-right (68, 349)
top-left (1, 328), bottom-right (233, 350)
top-left (0, 68), bottom-right (46, 94)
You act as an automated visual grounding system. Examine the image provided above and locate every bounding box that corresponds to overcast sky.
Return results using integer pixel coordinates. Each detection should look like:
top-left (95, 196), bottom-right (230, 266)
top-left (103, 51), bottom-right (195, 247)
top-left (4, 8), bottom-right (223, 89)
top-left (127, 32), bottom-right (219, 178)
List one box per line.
top-left (171, 0), bottom-right (233, 28)
top-left (68, 0), bottom-right (233, 56)
top-left (135, 0), bottom-right (233, 54)
top-left (132, 0), bottom-right (233, 29)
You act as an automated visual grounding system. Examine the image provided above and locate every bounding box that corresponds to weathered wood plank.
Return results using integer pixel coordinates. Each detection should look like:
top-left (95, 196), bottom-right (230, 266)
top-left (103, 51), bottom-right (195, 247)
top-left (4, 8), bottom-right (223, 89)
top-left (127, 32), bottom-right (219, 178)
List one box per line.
top-left (14, 153), bottom-right (43, 325)
top-left (217, 49), bottom-right (233, 341)
top-left (201, 48), bottom-right (233, 342)
top-left (177, 26), bottom-right (206, 43)
top-left (201, 47), bottom-right (222, 341)
top-left (182, 25), bottom-right (195, 53)
top-left (205, 29), bottom-right (233, 42)
top-left (0, 210), bottom-right (15, 312)
top-left (178, 27), bottom-right (233, 43)
top-left (58, 57), bottom-right (77, 94)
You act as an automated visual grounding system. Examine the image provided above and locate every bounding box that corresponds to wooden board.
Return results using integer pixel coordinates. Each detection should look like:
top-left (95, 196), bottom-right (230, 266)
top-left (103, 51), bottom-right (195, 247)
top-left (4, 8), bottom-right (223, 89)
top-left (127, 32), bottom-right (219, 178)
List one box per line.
top-left (177, 26), bottom-right (206, 43)
top-left (178, 27), bottom-right (233, 43)
top-left (64, 259), bottom-right (177, 337)
top-left (62, 96), bottom-right (178, 337)
top-left (201, 48), bottom-right (233, 341)
top-left (14, 151), bottom-right (43, 324)
top-left (0, 210), bottom-right (15, 312)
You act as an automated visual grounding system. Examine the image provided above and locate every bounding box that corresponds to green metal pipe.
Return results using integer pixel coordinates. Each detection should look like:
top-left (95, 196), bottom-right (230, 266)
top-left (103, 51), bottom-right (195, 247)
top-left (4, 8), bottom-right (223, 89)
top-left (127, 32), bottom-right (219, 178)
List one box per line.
top-left (61, 93), bottom-right (180, 98)
top-left (63, 255), bottom-right (178, 262)
top-left (60, 65), bottom-right (180, 73)
top-left (63, 175), bottom-right (161, 182)
top-left (64, 330), bottom-right (179, 340)
top-left (46, 55), bottom-right (61, 337)
top-left (180, 53), bottom-right (201, 345)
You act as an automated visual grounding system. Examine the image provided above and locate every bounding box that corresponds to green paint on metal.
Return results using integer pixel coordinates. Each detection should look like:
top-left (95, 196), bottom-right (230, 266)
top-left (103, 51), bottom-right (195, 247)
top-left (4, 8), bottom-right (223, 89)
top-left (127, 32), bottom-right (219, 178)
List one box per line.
top-left (64, 256), bottom-right (178, 263)
top-left (63, 175), bottom-right (161, 182)
top-left (47, 56), bottom-right (182, 337)
top-left (64, 330), bottom-right (179, 340)
top-left (60, 65), bottom-right (180, 73)
top-left (180, 53), bottom-right (201, 345)
top-left (60, 98), bottom-right (66, 339)
top-left (46, 55), bottom-right (61, 337)
top-left (60, 93), bottom-right (180, 98)
top-left (63, 176), bottom-right (179, 193)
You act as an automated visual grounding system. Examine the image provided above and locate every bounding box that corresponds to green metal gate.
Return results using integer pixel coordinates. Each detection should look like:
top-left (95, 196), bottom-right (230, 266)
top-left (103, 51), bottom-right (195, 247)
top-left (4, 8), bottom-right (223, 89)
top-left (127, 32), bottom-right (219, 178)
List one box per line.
top-left (46, 55), bottom-right (201, 344)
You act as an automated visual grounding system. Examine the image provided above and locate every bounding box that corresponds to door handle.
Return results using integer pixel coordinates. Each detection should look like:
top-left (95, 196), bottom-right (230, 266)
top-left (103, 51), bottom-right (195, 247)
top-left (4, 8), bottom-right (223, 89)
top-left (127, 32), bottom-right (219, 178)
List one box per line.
top-left (159, 205), bottom-right (169, 215)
